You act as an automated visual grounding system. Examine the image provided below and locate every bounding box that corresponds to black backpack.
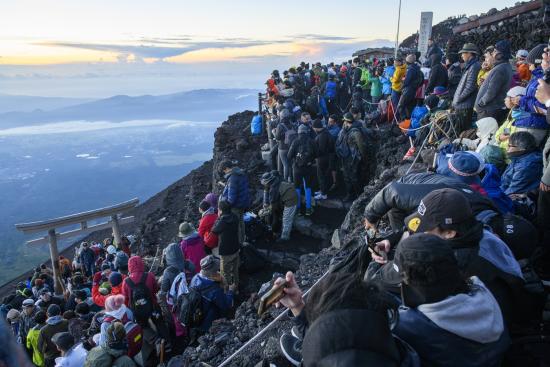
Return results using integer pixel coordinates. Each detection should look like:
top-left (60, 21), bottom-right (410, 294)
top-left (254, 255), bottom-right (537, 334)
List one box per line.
top-left (305, 94), bottom-right (321, 116)
top-left (126, 273), bottom-right (153, 325)
top-left (174, 284), bottom-right (217, 328)
top-left (295, 139), bottom-right (314, 167)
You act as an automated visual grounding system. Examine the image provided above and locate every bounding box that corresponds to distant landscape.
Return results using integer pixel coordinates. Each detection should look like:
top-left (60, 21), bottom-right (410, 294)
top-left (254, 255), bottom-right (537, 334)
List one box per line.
top-left (0, 88), bottom-right (258, 284)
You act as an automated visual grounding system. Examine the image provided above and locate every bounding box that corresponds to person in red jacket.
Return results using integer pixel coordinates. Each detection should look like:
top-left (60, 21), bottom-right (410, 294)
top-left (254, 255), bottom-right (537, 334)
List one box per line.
top-left (198, 200), bottom-right (218, 250)
top-left (91, 271), bottom-right (126, 308)
top-left (122, 256), bottom-right (158, 307)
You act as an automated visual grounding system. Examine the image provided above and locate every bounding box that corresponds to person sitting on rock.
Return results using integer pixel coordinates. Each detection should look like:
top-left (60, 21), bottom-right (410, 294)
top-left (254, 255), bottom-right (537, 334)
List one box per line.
top-left (178, 222), bottom-right (206, 273)
top-left (91, 271), bottom-right (125, 308)
top-left (198, 200), bottom-right (219, 253)
top-left (261, 171), bottom-right (298, 243)
top-left (84, 321), bottom-right (136, 367)
top-left (189, 256), bottom-right (234, 333)
top-left (275, 271), bottom-right (419, 367)
top-left (366, 188), bottom-right (525, 327)
top-left (51, 331), bottom-right (87, 367)
top-left (392, 233), bottom-right (509, 367)
top-left (500, 131), bottom-right (542, 197)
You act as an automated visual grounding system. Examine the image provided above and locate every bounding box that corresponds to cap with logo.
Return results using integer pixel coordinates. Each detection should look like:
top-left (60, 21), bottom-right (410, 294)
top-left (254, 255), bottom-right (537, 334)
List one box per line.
top-left (405, 188), bottom-right (473, 233)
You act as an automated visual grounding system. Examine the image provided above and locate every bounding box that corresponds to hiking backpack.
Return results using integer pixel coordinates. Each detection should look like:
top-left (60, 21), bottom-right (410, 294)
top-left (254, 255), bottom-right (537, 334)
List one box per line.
top-left (295, 139), bottom-right (314, 167)
top-left (325, 81), bottom-right (337, 99)
top-left (167, 272), bottom-right (189, 308)
top-left (284, 127), bottom-right (298, 146)
top-left (174, 284), bottom-right (217, 328)
top-left (305, 94), bottom-right (321, 116)
top-left (103, 314), bottom-right (143, 358)
top-left (126, 273), bottom-right (153, 325)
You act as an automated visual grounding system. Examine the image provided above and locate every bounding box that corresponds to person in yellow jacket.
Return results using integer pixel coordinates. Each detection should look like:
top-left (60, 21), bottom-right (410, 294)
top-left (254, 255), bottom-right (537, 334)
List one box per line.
top-left (26, 311), bottom-right (47, 367)
top-left (390, 57), bottom-right (407, 119)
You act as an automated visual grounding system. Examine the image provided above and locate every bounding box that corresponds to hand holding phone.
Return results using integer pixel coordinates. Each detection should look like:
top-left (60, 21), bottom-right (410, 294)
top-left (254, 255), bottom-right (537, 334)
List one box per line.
top-left (258, 280), bottom-right (287, 316)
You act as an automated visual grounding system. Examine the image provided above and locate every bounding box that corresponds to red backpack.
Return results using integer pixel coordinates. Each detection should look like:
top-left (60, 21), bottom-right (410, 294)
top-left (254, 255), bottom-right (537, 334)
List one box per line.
top-left (103, 314), bottom-right (143, 358)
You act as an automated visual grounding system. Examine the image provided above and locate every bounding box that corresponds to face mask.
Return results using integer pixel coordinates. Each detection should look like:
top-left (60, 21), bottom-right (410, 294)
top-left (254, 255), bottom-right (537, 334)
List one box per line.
top-left (511, 108), bottom-right (529, 120)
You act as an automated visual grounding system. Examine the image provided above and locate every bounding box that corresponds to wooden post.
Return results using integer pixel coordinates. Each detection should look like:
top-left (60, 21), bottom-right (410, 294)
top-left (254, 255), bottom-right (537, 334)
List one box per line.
top-left (111, 215), bottom-right (122, 247)
top-left (47, 229), bottom-right (63, 295)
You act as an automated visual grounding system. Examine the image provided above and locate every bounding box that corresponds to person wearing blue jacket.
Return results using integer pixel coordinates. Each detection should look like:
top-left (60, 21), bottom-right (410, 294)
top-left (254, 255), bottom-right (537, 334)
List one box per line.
top-left (189, 256), bottom-right (234, 333)
top-left (219, 159), bottom-right (249, 244)
top-left (393, 233), bottom-right (510, 367)
top-left (513, 44), bottom-right (550, 146)
top-left (501, 131), bottom-right (543, 196)
top-left (381, 59), bottom-right (395, 98)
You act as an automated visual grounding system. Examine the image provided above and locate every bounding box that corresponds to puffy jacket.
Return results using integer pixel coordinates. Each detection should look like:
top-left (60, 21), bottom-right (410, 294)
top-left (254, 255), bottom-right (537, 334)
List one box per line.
top-left (395, 277), bottom-right (509, 367)
top-left (426, 54), bottom-right (448, 94)
top-left (481, 164), bottom-right (514, 214)
top-left (160, 243), bottom-right (191, 299)
top-left (475, 61), bottom-right (513, 113)
top-left (408, 106), bottom-right (428, 138)
top-left (180, 233), bottom-right (206, 273)
top-left (324, 80), bottom-right (337, 99)
top-left (364, 173), bottom-right (498, 229)
top-left (302, 309), bottom-right (420, 367)
top-left (391, 64), bottom-right (407, 92)
top-left (189, 274), bottom-right (233, 332)
top-left (84, 345), bottom-right (136, 367)
top-left (314, 128), bottom-right (334, 158)
top-left (38, 316), bottom-right (68, 363)
top-left (92, 282), bottom-right (124, 308)
top-left (122, 256), bottom-right (158, 307)
top-left (402, 63), bottom-right (423, 98)
top-left (382, 65), bottom-right (395, 95)
top-left (453, 57), bottom-right (481, 110)
top-left (199, 208), bottom-right (218, 249)
top-left (27, 323), bottom-right (45, 367)
top-left (221, 167), bottom-right (250, 209)
top-left (514, 68), bottom-right (549, 129)
top-left (500, 151), bottom-right (543, 195)
top-left (211, 212), bottom-right (240, 256)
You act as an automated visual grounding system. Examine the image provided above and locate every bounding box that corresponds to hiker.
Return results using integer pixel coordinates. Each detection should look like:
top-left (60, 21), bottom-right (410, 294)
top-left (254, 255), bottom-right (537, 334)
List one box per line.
top-left (36, 289), bottom-right (64, 313)
top-left (98, 295), bottom-right (134, 347)
top-left (495, 86), bottom-right (527, 154)
top-left (275, 115), bottom-right (295, 181)
top-left (513, 49), bottom-right (531, 87)
top-left (323, 74), bottom-right (338, 115)
top-left (397, 54), bottom-right (423, 120)
top-left (326, 115), bottom-right (341, 192)
top-left (189, 256), bottom-right (234, 333)
top-left (390, 57), bottom-right (407, 119)
top-left (288, 124), bottom-right (316, 215)
top-left (178, 222), bottom-right (206, 273)
top-left (335, 113), bottom-right (367, 202)
top-left (454, 117), bottom-right (498, 153)
top-left (500, 131), bottom-right (543, 196)
top-left (198, 200), bottom-right (219, 251)
top-left (219, 159), bottom-right (250, 245)
top-left (512, 44), bottom-right (550, 146)
top-left (426, 38), bottom-right (443, 60)
top-left (474, 41), bottom-right (513, 123)
top-left (84, 322), bottom-right (136, 367)
top-left (38, 304), bottom-right (69, 367)
top-left (367, 188), bottom-right (524, 326)
top-left (535, 67), bottom-right (550, 243)
top-left (452, 43), bottom-right (481, 134)
top-left (392, 234), bottom-right (509, 367)
top-left (261, 171), bottom-right (298, 242)
top-left (446, 53), bottom-right (462, 99)
top-left (79, 242), bottom-right (96, 277)
top-left (211, 200), bottom-right (240, 291)
top-left (91, 271), bottom-right (124, 308)
top-left (121, 256), bottom-right (158, 326)
top-left (51, 332), bottom-right (87, 367)
top-left (19, 298), bottom-right (38, 353)
top-left (312, 118), bottom-right (334, 200)
top-left (27, 311), bottom-right (47, 367)
top-left (275, 271), bottom-right (419, 367)
top-left (426, 53), bottom-right (448, 95)
top-left (0, 317), bottom-right (33, 367)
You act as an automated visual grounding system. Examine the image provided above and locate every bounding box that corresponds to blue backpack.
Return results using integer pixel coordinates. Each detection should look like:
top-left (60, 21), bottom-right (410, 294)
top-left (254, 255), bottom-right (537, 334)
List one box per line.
top-left (325, 81), bottom-right (337, 99)
top-left (251, 114), bottom-right (263, 135)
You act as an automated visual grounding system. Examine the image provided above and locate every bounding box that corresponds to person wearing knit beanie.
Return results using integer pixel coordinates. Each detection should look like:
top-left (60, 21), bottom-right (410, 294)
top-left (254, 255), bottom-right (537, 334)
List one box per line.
top-left (405, 54), bottom-right (416, 64)
top-left (526, 44), bottom-right (546, 66)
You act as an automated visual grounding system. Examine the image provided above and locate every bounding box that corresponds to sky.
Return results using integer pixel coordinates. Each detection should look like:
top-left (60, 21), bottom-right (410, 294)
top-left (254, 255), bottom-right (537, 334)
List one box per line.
top-left (0, 0), bottom-right (519, 98)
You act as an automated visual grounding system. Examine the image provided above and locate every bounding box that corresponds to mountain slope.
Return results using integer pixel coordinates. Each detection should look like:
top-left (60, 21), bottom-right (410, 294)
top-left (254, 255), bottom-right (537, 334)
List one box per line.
top-left (0, 93), bottom-right (93, 114)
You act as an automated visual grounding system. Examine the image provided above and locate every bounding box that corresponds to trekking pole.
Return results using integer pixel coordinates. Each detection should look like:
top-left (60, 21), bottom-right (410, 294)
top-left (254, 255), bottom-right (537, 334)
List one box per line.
top-left (405, 122), bottom-right (434, 176)
top-left (217, 270), bottom-right (331, 367)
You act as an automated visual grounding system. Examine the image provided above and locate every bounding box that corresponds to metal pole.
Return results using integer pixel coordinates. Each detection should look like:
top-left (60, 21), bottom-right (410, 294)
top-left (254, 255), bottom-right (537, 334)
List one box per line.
top-left (47, 229), bottom-right (63, 295)
top-left (394, 0), bottom-right (402, 58)
top-left (111, 214), bottom-right (122, 246)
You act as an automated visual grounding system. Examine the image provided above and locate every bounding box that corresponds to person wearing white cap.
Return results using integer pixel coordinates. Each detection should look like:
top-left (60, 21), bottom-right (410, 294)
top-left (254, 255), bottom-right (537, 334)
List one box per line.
top-left (494, 86), bottom-right (527, 154)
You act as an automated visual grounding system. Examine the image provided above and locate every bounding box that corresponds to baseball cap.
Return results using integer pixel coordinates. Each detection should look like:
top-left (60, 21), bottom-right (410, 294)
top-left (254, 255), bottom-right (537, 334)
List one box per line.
top-left (394, 233), bottom-right (464, 307)
top-left (405, 188), bottom-right (473, 233)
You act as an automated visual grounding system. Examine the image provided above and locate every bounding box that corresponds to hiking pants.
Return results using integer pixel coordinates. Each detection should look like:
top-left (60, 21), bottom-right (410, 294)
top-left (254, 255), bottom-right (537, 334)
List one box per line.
top-left (281, 205), bottom-right (297, 240)
top-left (292, 164), bottom-right (310, 190)
top-left (220, 251), bottom-right (239, 288)
top-left (231, 207), bottom-right (245, 245)
top-left (278, 148), bottom-right (290, 181)
top-left (316, 156), bottom-right (331, 194)
top-left (391, 91), bottom-right (401, 121)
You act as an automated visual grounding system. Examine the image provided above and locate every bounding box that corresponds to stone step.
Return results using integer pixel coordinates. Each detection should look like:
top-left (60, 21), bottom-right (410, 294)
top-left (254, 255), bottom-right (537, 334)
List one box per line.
top-left (314, 198), bottom-right (351, 211)
top-left (293, 216), bottom-right (332, 240)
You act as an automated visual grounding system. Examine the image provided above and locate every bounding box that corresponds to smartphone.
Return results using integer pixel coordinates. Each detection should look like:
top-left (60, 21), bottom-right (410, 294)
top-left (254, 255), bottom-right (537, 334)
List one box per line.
top-left (503, 128), bottom-right (510, 135)
top-left (258, 280), bottom-right (287, 316)
top-left (365, 235), bottom-right (388, 261)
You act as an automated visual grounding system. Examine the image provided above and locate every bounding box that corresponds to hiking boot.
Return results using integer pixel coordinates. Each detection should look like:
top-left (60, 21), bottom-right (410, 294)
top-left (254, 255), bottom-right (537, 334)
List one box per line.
top-left (280, 333), bottom-right (302, 366)
top-left (314, 193), bottom-right (327, 200)
top-left (305, 208), bottom-right (313, 216)
top-left (403, 146), bottom-right (416, 161)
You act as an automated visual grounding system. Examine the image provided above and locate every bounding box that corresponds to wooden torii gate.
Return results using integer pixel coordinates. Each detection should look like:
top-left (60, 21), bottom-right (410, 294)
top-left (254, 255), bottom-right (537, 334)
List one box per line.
top-left (15, 198), bottom-right (139, 294)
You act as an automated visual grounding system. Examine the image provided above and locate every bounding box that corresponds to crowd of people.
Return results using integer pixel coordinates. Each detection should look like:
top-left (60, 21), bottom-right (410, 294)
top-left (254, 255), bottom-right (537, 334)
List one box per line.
top-left (1, 33), bottom-right (550, 366)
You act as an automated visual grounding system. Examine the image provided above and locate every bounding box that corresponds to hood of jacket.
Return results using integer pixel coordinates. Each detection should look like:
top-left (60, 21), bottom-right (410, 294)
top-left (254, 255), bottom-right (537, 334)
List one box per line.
top-left (202, 206), bottom-right (216, 217)
top-left (302, 309), bottom-right (401, 367)
top-left (128, 256), bottom-right (144, 275)
top-left (476, 118), bottom-right (498, 139)
top-left (225, 167), bottom-right (244, 180)
top-left (417, 277), bottom-right (504, 343)
top-left (164, 243), bottom-right (185, 272)
top-left (478, 229), bottom-right (523, 279)
top-left (46, 315), bottom-right (63, 325)
top-left (430, 53), bottom-right (442, 67)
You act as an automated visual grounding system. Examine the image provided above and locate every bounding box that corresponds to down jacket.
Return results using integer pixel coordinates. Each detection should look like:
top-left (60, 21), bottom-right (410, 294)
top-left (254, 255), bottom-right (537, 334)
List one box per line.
top-left (452, 57), bottom-right (481, 110)
top-left (363, 173), bottom-right (498, 229)
top-left (500, 151), bottom-right (543, 195)
top-left (514, 68), bottom-right (549, 129)
top-left (221, 167), bottom-right (250, 209)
